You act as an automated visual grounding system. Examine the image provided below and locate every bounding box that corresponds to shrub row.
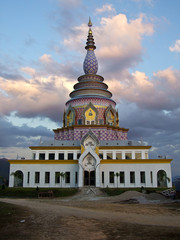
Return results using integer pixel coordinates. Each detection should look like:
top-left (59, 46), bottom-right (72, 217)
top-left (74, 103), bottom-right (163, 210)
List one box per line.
top-left (0, 187), bottom-right (78, 198)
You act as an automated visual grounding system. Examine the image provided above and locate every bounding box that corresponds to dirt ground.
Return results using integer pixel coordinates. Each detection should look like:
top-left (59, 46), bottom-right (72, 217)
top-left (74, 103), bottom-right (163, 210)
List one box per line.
top-left (0, 191), bottom-right (180, 240)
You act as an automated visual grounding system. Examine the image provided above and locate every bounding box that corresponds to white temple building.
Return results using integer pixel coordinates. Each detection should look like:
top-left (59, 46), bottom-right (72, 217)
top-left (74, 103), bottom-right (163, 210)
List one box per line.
top-left (9, 19), bottom-right (172, 189)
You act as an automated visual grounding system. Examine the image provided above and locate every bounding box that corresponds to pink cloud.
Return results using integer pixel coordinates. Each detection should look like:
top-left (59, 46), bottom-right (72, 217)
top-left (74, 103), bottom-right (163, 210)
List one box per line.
top-left (0, 56), bottom-right (76, 121)
top-left (169, 39), bottom-right (180, 53)
top-left (108, 67), bottom-right (180, 111)
top-left (63, 13), bottom-right (154, 73)
top-left (39, 54), bottom-right (53, 63)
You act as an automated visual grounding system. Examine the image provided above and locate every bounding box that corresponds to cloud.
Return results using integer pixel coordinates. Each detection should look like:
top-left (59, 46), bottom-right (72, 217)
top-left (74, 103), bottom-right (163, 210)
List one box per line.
top-left (117, 101), bottom-right (180, 176)
top-left (106, 66), bottom-right (180, 113)
top-left (0, 117), bottom-right (52, 148)
top-left (95, 4), bottom-right (116, 14)
top-left (0, 54), bottom-right (79, 122)
top-left (21, 67), bottom-right (36, 76)
top-left (169, 39), bottom-right (180, 52)
top-left (39, 54), bottom-right (53, 63)
top-left (63, 13), bottom-right (154, 74)
top-left (0, 74), bottom-right (71, 122)
top-left (0, 62), bottom-right (25, 81)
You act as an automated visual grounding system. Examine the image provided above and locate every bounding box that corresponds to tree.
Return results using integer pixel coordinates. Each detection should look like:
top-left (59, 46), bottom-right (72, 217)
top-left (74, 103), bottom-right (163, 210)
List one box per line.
top-left (11, 171), bottom-right (23, 179)
top-left (115, 172), bottom-right (120, 188)
top-left (11, 171), bottom-right (23, 187)
top-left (157, 170), bottom-right (170, 187)
top-left (59, 172), bottom-right (66, 188)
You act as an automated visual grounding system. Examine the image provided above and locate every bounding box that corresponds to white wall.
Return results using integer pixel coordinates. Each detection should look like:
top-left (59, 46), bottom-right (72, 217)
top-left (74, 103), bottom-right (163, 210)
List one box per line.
top-left (9, 162), bottom-right (172, 188)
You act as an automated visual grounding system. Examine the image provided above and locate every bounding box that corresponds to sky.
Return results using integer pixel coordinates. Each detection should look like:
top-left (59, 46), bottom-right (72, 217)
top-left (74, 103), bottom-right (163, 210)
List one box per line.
top-left (0, 0), bottom-right (180, 177)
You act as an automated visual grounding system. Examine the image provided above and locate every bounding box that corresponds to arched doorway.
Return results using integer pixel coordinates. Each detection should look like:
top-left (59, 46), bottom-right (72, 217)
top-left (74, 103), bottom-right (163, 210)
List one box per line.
top-left (84, 170), bottom-right (95, 186)
top-left (13, 170), bottom-right (23, 187)
top-left (157, 170), bottom-right (168, 187)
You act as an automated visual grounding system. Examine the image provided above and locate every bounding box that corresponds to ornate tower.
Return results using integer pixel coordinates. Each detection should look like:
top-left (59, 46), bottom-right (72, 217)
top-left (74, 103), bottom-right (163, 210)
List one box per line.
top-left (54, 18), bottom-right (128, 141)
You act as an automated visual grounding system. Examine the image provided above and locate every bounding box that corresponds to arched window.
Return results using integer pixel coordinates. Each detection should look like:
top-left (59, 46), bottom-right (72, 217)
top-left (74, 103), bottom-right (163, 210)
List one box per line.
top-left (82, 102), bottom-right (98, 125)
top-left (85, 108), bottom-right (96, 125)
top-left (67, 110), bottom-right (73, 126)
top-left (12, 170), bottom-right (23, 187)
top-left (157, 170), bottom-right (168, 187)
top-left (107, 110), bottom-right (114, 126)
top-left (105, 105), bottom-right (116, 126)
top-left (65, 105), bottom-right (75, 127)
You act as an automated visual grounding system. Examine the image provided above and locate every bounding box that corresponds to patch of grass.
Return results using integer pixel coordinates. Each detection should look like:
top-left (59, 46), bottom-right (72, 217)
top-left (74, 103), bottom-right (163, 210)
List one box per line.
top-left (0, 187), bottom-right (78, 198)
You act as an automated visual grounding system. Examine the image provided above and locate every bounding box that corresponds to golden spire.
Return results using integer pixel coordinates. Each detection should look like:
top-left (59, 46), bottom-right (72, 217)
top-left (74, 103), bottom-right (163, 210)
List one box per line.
top-left (88, 17), bottom-right (92, 27)
top-left (88, 17), bottom-right (93, 34)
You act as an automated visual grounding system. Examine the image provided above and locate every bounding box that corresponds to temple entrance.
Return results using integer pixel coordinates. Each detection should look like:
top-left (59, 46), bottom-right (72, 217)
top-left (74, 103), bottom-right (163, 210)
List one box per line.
top-left (84, 170), bottom-right (95, 186)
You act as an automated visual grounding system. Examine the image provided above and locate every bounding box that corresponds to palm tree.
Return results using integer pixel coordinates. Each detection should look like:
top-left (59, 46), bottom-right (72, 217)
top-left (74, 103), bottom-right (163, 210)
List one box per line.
top-left (11, 171), bottom-right (23, 187)
top-left (59, 172), bottom-right (66, 188)
top-left (115, 172), bottom-right (121, 188)
top-left (11, 171), bottom-right (22, 178)
top-left (158, 170), bottom-right (170, 187)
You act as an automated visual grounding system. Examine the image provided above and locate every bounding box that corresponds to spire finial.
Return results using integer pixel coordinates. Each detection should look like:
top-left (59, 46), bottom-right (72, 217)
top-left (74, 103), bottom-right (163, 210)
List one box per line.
top-left (83, 18), bottom-right (98, 75)
top-left (88, 17), bottom-right (92, 27)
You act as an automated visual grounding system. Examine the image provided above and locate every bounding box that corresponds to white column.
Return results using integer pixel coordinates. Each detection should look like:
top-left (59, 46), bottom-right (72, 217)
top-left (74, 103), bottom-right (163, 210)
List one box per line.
top-left (30, 171), bottom-right (35, 187)
top-left (78, 165), bottom-right (83, 187)
top-left (45, 151), bottom-right (49, 160)
top-left (95, 165), bottom-right (100, 187)
top-left (103, 151), bottom-right (107, 160)
top-left (132, 151), bottom-right (135, 159)
top-left (64, 151), bottom-right (68, 160)
top-left (122, 151), bottom-right (125, 159)
top-left (55, 152), bottom-right (58, 160)
top-left (74, 151), bottom-right (77, 160)
top-left (142, 151), bottom-right (145, 159)
top-left (112, 150), bottom-right (116, 160)
top-left (51, 171), bottom-right (55, 186)
top-left (35, 151), bottom-right (39, 160)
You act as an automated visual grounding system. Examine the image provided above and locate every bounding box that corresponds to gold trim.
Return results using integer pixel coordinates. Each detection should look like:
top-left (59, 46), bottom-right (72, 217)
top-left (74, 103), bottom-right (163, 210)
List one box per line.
top-left (100, 159), bottom-right (172, 164)
top-left (8, 160), bottom-right (78, 164)
top-left (8, 159), bottom-right (172, 165)
top-left (99, 146), bottom-right (151, 150)
top-left (29, 146), bottom-right (81, 150)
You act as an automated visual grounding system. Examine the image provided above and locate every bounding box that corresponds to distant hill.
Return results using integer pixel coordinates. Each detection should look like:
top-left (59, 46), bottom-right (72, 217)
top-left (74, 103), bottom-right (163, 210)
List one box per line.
top-left (0, 158), bottom-right (9, 185)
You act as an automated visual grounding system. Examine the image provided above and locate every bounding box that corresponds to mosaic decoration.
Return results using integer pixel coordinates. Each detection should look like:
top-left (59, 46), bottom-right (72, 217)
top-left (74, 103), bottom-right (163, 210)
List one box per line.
top-left (54, 127), bottom-right (128, 141)
top-left (74, 81), bottom-right (107, 90)
top-left (83, 50), bottom-right (98, 75)
top-left (78, 74), bottom-right (104, 82)
top-left (66, 97), bottom-right (116, 108)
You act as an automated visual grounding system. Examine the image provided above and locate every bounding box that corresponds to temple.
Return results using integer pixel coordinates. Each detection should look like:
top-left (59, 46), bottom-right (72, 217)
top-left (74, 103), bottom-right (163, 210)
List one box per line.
top-left (9, 19), bottom-right (172, 188)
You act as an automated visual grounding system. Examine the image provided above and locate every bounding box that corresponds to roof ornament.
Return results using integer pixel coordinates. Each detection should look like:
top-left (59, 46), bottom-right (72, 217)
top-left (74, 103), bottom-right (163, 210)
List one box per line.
top-left (88, 17), bottom-right (92, 34)
top-left (83, 17), bottom-right (98, 74)
top-left (88, 17), bottom-right (92, 27)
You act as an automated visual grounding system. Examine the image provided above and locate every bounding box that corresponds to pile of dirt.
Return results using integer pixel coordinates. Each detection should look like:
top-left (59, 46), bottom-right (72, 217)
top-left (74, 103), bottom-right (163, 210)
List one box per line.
top-left (114, 191), bottom-right (170, 204)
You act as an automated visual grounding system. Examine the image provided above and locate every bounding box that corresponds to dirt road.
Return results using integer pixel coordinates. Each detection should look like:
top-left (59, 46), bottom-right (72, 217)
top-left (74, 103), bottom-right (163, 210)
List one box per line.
top-left (1, 194), bottom-right (180, 240)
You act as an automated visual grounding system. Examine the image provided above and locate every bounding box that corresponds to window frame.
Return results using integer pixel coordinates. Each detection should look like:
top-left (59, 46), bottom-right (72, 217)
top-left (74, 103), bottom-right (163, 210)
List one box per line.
top-left (130, 171), bottom-right (135, 183)
top-left (65, 172), bottom-right (70, 184)
top-left (109, 171), bottom-right (114, 184)
top-left (35, 172), bottom-right (40, 184)
top-left (45, 172), bottom-right (50, 184)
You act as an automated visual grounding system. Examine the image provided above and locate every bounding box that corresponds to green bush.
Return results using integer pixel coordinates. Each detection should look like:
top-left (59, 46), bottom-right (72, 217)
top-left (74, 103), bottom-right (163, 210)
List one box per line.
top-left (0, 187), bottom-right (78, 198)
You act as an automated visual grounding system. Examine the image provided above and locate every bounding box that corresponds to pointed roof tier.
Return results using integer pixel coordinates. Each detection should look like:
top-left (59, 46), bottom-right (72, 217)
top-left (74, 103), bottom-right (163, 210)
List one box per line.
top-left (68, 18), bottom-right (113, 103)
